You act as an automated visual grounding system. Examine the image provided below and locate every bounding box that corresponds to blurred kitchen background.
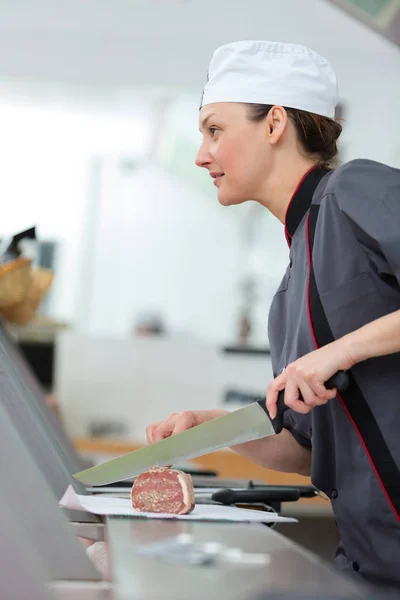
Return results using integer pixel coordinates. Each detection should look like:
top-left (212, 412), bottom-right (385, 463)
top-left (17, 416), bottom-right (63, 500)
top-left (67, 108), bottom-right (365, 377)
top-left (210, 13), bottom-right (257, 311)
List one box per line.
top-left (0, 0), bottom-right (399, 470)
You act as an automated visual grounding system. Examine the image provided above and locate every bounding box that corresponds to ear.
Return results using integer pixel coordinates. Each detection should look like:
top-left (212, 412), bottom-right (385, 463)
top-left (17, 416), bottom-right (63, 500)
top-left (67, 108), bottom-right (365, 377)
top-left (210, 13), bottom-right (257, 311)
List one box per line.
top-left (265, 106), bottom-right (289, 144)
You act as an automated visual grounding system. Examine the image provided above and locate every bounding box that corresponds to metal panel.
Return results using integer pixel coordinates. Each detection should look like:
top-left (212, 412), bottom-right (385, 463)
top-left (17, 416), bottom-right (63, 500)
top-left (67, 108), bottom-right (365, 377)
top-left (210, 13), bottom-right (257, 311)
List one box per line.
top-left (0, 493), bottom-right (52, 600)
top-left (107, 517), bottom-right (368, 600)
top-left (0, 401), bottom-right (101, 581)
top-left (0, 326), bottom-right (100, 523)
top-left (0, 324), bottom-right (84, 473)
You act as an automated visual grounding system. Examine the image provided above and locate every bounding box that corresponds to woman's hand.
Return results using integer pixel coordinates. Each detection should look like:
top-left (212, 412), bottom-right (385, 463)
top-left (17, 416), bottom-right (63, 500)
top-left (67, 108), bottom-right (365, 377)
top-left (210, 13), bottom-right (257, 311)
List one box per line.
top-left (146, 410), bottom-right (228, 444)
top-left (266, 339), bottom-right (354, 419)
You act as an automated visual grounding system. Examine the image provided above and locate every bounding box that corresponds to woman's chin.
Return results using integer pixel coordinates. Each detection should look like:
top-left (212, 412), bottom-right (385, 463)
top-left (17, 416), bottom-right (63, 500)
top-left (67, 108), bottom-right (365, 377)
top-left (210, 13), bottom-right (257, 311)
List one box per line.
top-left (217, 194), bottom-right (231, 206)
top-left (217, 190), bottom-right (246, 207)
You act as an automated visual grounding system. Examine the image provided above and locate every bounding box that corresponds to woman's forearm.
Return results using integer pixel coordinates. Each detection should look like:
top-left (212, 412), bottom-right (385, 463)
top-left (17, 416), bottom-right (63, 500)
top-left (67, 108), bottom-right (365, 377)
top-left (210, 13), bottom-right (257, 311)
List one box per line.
top-left (344, 308), bottom-right (400, 366)
top-left (231, 428), bottom-right (312, 476)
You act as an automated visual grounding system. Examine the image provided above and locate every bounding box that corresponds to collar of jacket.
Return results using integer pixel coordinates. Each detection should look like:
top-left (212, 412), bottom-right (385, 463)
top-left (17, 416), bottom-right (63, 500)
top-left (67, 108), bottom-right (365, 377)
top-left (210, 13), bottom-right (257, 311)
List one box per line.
top-left (284, 166), bottom-right (330, 247)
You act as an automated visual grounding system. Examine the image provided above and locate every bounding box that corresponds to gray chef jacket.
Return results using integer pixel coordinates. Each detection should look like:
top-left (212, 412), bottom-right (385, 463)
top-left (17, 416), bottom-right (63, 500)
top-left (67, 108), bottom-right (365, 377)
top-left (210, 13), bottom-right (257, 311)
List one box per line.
top-left (268, 159), bottom-right (400, 588)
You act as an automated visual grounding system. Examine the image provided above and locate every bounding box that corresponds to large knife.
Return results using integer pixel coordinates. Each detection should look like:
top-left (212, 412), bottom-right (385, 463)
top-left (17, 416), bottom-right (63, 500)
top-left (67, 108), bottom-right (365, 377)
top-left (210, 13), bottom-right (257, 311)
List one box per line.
top-left (74, 371), bottom-right (349, 486)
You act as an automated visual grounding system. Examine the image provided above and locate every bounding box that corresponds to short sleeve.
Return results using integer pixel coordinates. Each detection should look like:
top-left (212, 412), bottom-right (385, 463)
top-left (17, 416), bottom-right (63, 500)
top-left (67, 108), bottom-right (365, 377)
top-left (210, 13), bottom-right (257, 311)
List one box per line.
top-left (283, 409), bottom-right (312, 449)
top-left (332, 159), bottom-right (400, 286)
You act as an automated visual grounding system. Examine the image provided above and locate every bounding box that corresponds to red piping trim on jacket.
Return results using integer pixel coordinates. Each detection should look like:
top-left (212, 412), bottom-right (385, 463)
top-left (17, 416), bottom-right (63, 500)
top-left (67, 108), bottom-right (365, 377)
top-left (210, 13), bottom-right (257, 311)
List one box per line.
top-left (305, 214), bottom-right (400, 521)
top-left (284, 165), bottom-right (317, 247)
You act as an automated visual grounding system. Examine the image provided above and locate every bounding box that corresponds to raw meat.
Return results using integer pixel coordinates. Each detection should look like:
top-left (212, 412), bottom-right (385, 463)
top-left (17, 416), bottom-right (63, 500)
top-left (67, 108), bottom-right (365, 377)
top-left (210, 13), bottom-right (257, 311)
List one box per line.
top-left (131, 467), bottom-right (195, 514)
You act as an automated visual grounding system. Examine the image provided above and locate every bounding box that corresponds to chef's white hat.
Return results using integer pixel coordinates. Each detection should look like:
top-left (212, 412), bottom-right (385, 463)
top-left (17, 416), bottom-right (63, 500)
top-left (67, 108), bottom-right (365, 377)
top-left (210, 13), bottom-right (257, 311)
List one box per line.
top-left (200, 41), bottom-right (338, 119)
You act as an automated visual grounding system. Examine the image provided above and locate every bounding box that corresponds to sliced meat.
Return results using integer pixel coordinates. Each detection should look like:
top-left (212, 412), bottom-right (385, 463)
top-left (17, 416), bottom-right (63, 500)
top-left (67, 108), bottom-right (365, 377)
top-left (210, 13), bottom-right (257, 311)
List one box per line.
top-left (131, 467), bottom-right (195, 514)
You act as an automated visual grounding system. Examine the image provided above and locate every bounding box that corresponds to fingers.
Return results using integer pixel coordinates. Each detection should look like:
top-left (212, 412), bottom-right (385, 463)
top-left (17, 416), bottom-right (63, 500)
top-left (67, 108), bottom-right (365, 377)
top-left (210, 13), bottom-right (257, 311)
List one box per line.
top-left (151, 413), bottom-right (177, 443)
top-left (266, 365), bottom-right (339, 419)
top-left (146, 421), bottom-right (162, 444)
top-left (146, 412), bottom-right (198, 444)
top-left (284, 378), bottom-right (313, 414)
top-left (310, 382), bottom-right (338, 401)
top-left (266, 372), bottom-right (287, 419)
top-left (171, 412), bottom-right (197, 435)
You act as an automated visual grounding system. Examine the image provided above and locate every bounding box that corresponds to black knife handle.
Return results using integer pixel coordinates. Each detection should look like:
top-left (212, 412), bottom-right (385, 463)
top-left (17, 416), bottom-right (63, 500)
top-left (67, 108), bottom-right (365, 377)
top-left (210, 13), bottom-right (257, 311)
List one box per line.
top-left (257, 370), bottom-right (350, 435)
top-left (211, 488), bottom-right (300, 505)
top-left (247, 484), bottom-right (318, 498)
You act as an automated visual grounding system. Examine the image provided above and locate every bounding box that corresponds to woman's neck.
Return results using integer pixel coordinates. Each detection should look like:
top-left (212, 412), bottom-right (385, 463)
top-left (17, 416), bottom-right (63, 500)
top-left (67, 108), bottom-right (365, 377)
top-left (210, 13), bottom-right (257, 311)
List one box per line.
top-left (257, 156), bottom-right (317, 224)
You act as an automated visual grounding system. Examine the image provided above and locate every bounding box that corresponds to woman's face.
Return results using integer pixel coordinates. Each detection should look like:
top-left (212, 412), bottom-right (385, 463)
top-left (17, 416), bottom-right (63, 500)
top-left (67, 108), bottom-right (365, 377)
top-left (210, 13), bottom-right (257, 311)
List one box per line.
top-left (195, 102), bottom-right (273, 206)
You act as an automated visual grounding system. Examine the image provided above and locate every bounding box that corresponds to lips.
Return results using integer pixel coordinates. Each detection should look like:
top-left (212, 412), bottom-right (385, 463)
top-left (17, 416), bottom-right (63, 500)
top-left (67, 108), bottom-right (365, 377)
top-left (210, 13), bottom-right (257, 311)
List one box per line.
top-left (210, 172), bottom-right (224, 187)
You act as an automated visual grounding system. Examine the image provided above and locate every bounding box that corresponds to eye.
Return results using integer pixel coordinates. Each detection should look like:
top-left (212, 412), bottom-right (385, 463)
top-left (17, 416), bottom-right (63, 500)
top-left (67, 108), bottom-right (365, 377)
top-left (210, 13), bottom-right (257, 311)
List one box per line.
top-left (209, 127), bottom-right (219, 137)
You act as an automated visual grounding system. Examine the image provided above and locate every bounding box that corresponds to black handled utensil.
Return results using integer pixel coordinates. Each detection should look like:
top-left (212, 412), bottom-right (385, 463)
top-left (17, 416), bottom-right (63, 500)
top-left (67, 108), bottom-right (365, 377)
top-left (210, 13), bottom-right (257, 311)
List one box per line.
top-left (211, 488), bottom-right (301, 505)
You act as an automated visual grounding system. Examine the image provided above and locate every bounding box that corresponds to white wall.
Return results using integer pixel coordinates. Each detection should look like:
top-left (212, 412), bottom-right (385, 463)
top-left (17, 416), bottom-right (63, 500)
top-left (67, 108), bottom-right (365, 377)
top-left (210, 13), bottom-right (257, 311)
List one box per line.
top-left (332, 48), bottom-right (400, 167)
top-left (86, 158), bottom-right (240, 340)
top-left (84, 155), bottom-right (288, 343)
top-left (56, 331), bottom-right (273, 441)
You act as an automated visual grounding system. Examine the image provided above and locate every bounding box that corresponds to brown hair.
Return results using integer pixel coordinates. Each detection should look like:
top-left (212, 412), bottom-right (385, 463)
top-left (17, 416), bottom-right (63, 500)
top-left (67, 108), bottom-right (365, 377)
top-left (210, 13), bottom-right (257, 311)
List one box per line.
top-left (246, 104), bottom-right (342, 170)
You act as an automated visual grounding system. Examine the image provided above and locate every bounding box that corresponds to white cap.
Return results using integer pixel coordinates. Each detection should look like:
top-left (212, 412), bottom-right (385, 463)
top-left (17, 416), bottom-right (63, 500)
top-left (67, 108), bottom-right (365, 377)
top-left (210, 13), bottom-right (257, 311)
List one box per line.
top-left (200, 41), bottom-right (338, 119)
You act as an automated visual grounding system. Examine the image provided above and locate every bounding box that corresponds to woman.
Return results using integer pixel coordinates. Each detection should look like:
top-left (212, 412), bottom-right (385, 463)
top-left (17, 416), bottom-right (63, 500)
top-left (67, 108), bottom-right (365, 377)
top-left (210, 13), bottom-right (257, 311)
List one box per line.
top-left (147, 41), bottom-right (400, 591)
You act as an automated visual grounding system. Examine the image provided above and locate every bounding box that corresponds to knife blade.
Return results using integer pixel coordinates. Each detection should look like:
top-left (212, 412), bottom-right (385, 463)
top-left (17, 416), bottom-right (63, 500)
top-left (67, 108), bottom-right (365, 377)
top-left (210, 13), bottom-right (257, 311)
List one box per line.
top-left (73, 371), bottom-right (349, 486)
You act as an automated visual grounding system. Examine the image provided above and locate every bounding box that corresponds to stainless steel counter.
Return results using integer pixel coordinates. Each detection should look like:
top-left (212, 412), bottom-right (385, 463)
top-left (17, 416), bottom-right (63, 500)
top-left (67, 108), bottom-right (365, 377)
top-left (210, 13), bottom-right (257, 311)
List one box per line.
top-left (106, 517), bottom-right (367, 600)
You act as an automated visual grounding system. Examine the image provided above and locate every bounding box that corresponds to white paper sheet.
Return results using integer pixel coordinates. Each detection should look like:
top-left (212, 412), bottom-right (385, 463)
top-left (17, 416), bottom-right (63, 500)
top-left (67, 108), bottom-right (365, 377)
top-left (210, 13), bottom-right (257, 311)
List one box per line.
top-left (60, 486), bottom-right (297, 524)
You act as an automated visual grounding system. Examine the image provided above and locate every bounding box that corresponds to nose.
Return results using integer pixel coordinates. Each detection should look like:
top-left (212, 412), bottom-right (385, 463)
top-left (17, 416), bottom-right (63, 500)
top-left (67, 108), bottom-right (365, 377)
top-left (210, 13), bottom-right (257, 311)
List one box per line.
top-left (195, 140), bottom-right (211, 169)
